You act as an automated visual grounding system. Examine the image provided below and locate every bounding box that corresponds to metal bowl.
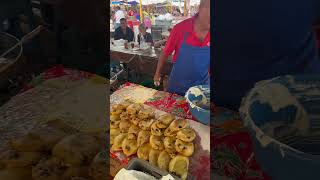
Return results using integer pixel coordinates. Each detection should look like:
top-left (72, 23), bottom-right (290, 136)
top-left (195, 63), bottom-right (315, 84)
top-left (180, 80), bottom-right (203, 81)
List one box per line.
top-left (240, 75), bottom-right (320, 180)
top-left (185, 85), bottom-right (210, 125)
top-left (0, 32), bottom-right (23, 89)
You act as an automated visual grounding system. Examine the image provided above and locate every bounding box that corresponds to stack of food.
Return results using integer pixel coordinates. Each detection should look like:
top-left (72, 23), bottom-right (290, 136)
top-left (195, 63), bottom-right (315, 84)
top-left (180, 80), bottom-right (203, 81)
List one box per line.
top-left (0, 123), bottom-right (107, 180)
top-left (110, 101), bottom-right (197, 180)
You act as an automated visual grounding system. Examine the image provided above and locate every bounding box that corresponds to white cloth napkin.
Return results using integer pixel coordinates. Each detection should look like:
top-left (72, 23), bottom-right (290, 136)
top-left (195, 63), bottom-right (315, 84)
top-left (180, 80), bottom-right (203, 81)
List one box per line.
top-left (114, 168), bottom-right (176, 180)
top-left (114, 168), bottom-right (157, 180)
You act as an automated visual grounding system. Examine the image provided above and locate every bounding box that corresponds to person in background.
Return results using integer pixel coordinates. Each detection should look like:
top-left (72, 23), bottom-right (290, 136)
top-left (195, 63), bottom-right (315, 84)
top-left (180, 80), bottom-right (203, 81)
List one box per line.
top-left (153, 0), bottom-right (210, 95)
top-left (128, 7), bottom-right (134, 17)
top-left (114, 6), bottom-right (125, 30)
top-left (137, 23), bottom-right (153, 46)
top-left (114, 18), bottom-right (134, 42)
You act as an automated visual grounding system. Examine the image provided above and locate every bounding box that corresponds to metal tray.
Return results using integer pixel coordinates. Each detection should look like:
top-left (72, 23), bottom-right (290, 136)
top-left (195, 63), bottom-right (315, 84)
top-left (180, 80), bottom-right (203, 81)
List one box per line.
top-left (126, 158), bottom-right (195, 180)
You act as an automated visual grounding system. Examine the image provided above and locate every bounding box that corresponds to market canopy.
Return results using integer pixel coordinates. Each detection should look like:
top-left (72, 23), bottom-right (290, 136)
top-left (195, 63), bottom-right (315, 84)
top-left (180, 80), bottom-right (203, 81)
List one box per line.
top-left (126, 0), bottom-right (167, 5)
top-left (111, 0), bottom-right (139, 5)
top-left (111, 0), bottom-right (200, 6)
top-left (172, 0), bottom-right (200, 6)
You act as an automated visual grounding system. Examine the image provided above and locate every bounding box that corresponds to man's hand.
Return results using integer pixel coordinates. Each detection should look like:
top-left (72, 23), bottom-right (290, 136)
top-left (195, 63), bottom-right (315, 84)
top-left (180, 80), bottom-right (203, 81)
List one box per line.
top-left (153, 73), bottom-right (161, 86)
top-left (154, 52), bottom-right (169, 87)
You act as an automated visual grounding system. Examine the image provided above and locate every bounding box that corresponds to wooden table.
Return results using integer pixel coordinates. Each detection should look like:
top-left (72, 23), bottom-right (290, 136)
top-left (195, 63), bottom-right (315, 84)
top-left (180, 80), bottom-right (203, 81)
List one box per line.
top-left (110, 44), bottom-right (173, 77)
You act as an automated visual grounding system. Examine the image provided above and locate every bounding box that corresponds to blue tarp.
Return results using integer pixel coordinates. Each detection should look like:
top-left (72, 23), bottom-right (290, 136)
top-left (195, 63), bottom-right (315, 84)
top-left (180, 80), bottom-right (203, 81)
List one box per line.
top-left (111, 1), bottom-right (138, 5)
top-left (128, 1), bottom-right (139, 5)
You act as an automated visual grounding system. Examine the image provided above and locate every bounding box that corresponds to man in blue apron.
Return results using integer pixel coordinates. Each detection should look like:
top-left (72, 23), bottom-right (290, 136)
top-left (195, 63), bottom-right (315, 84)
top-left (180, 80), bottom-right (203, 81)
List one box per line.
top-left (213, 0), bottom-right (320, 111)
top-left (154, 0), bottom-right (210, 96)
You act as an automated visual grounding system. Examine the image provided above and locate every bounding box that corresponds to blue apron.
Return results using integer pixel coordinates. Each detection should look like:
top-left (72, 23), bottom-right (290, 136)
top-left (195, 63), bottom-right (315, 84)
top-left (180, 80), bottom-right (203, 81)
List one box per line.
top-left (167, 32), bottom-right (210, 96)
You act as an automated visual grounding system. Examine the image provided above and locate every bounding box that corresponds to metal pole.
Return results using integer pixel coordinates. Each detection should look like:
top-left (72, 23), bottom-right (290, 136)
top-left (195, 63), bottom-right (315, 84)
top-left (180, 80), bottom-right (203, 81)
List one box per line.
top-left (184, 0), bottom-right (187, 16)
top-left (139, 0), bottom-right (143, 22)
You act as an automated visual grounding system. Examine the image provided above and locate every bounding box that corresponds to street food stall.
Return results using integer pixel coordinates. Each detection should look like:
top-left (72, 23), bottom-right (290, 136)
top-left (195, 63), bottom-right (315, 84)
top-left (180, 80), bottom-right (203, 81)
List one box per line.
top-left (109, 1), bottom-right (210, 179)
top-left (0, 65), bottom-right (108, 179)
top-left (108, 0), bottom-right (212, 178)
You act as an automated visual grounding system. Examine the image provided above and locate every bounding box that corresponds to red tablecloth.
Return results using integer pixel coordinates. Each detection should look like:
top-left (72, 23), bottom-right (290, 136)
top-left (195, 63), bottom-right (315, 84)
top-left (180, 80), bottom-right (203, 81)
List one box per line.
top-left (120, 82), bottom-right (195, 120)
top-left (212, 108), bottom-right (271, 180)
top-left (19, 65), bottom-right (93, 93)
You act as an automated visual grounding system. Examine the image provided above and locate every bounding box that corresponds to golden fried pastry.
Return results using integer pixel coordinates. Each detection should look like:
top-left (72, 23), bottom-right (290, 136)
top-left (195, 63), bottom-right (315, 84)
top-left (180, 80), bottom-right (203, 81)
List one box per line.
top-left (175, 139), bottom-right (194, 157)
top-left (110, 128), bottom-right (121, 136)
top-left (111, 133), bottom-right (128, 151)
top-left (52, 134), bottom-right (101, 166)
top-left (126, 103), bottom-right (142, 115)
top-left (110, 128), bottom-right (121, 145)
top-left (176, 128), bottom-right (196, 142)
top-left (116, 103), bottom-right (128, 111)
top-left (119, 120), bottom-right (131, 133)
top-left (0, 150), bottom-right (43, 168)
top-left (110, 120), bottom-right (120, 129)
top-left (138, 119), bottom-right (155, 131)
top-left (157, 114), bottom-right (175, 128)
top-left (130, 116), bottom-right (140, 126)
top-left (127, 133), bottom-right (137, 140)
top-left (119, 112), bottom-right (129, 121)
top-left (121, 138), bottom-right (138, 157)
top-left (149, 149), bottom-right (161, 166)
top-left (10, 126), bottom-right (67, 152)
top-left (89, 151), bottom-right (107, 180)
top-left (110, 114), bottom-right (120, 122)
top-left (151, 122), bottom-right (164, 136)
top-left (138, 108), bottom-right (154, 120)
top-left (128, 124), bottom-right (140, 136)
top-left (129, 113), bottom-right (137, 118)
top-left (32, 158), bottom-right (66, 180)
top-left (164, 137), bottom-right (177, 154)
top-left (169, 119), bottom-right (187, 131)
top-left (0, 167), bottom-right (32, 180)
top-left (137, 130), bottom-right (151, 146)
top-left (150, 135), bottom-right (164, 150)
top-left (157, 151), bottom-right (171, 171)
top-left (112, 103), bottom-right (127, 111)
top-left (111, 107), bottom-right (123, 116)
top-left (62, 166), bottom-right (89, 180)
top-left (137, 143), bottom-right (152, 161)
top-left (169, 155), bottom-right (189, 180)
top-left (110, 106), bottom-right (116, 113)
top-left (164, 127), bottom-right (178, 137)
top-left (120, 100), bottom-right (132, 109)
top-left (10, 134), bottom-right (42, 152)
top-left (111, 104), bottom-right (119, 111)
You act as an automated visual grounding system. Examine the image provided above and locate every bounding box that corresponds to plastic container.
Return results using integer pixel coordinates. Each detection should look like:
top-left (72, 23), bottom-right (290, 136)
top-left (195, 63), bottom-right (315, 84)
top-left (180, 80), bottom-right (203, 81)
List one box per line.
top-left (155, 19), bottom-right (172, 32)
top-left (126, 158), bottom-right (180, 179)
top-left (185, 85), bottom-right (210, 125)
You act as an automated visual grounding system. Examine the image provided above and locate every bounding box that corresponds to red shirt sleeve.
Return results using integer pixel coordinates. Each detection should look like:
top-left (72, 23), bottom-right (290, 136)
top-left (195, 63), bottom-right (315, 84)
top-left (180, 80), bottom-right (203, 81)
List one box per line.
top-left (163, 26), bottom-right (180, 57)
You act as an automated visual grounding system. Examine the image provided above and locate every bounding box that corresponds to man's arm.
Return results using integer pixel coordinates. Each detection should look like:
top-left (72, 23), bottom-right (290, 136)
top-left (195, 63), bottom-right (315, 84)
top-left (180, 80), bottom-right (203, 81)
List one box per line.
top-left (154, 52), bottom-right (169, 85)
top-left (153, 26), bottom-right (178, 85)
